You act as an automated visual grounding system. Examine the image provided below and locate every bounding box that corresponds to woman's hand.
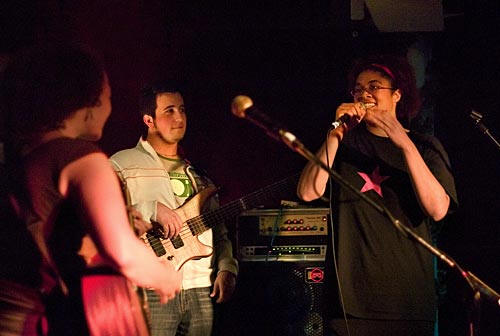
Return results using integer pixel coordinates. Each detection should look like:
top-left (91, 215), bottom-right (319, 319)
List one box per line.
top-left (364, 108), bottom-right (411, 149)
top-left (333, 102), bottom-right (371, 138)
top-left (155, 261), bottom-right (182, 303)
top-left (127, 206), bottom-right (152, 236)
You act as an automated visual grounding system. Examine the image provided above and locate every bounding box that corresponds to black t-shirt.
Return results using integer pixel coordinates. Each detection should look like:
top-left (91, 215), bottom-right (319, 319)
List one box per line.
top-left (330, 126), bottom-right (457, 321)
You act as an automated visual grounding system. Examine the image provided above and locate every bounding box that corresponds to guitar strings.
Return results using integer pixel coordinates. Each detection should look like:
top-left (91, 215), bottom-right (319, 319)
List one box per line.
top-left (174, 183), bottom-right (289, 239)
top-left (147, 179), bottom-right (297, 265)
top-left (152, 177), bottom-right (297, 244)
top-left (185, 179), bottom-right (294, 236)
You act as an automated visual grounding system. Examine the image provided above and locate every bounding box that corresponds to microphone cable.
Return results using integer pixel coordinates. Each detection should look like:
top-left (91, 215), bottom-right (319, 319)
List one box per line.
top-left (325, 127), bottom-right (352, 336)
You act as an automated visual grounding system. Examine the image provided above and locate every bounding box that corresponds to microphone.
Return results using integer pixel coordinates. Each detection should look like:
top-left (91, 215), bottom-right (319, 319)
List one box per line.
top-left (231, 95), bottom-right (285, 141)
top-left (330, 102), bottom-right (375, 129)
top-left (231, 95), bottom-right (305, 153)
top-left (330, 114), bottom-right (351, 130)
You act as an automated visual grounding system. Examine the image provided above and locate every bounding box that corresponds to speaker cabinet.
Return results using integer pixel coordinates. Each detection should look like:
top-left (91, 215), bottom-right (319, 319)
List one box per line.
top-left (224, 262), bottom-right (325, 336)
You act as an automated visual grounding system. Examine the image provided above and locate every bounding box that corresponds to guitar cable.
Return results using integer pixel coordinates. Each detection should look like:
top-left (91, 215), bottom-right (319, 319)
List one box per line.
top-left (265, 204), bottom-right (284, 263)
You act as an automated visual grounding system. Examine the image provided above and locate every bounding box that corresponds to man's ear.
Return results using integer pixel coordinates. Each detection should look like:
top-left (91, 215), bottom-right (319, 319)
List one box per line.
top-left (143, 114), bottom-right (154, 128)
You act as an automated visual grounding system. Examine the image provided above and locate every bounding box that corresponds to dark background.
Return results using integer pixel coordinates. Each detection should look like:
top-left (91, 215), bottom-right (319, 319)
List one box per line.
top-left (1, 1), bottom-right (498, 335)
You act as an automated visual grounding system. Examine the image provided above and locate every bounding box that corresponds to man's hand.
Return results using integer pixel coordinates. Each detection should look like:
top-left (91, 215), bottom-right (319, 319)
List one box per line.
top-left (210, 271), bottom-right (236, 303)
top-left (156, 202), bottom-right (183, 238)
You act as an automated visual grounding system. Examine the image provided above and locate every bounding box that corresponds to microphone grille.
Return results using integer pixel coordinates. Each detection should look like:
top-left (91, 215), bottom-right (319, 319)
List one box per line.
top-left (231, 95), bottom-right (253, 118)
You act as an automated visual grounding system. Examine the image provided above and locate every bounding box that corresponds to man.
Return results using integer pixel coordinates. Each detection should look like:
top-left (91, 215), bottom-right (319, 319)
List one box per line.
top-left (110, 82), bottom-right (238, 336)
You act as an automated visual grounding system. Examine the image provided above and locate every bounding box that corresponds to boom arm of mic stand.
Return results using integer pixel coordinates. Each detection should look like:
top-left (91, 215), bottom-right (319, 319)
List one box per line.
top-left (278, 129), bottom-right (500, 307)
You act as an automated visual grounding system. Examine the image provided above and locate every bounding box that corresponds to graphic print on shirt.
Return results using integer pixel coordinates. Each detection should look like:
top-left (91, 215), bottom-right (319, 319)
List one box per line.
top-left (168, 171), bottom-right (194, 198)
top-left (357, 166), bottom-right (389, 197)
top-left (158, 156), bottom-right (194, 206)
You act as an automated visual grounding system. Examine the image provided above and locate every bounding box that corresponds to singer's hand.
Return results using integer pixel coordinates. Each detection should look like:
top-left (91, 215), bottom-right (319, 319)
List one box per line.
top-left (156, 202), bottom-right (183, 238)
top-left (364, 108), bottom-right (411, 149)
top-left (334, 102), bottom-right (368, 132)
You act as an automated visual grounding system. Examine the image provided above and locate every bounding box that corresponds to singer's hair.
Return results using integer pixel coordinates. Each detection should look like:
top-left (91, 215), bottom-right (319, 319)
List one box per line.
top-left (347, 54), bottom-right (421, 124)
top-left (1, 42), bottom-right (105, 142)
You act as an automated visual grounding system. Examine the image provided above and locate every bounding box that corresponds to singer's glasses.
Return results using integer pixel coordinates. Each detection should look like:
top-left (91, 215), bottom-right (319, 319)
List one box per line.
top-left (350, 84), bottom-right (395, 97)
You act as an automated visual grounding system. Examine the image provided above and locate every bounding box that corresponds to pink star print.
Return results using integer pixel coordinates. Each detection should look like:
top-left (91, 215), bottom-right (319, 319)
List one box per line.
top-left (358, 166), bottom-right (389, 197)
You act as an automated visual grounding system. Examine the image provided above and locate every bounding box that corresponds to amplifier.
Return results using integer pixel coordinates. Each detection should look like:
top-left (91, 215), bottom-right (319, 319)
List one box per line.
top-left (237, 208), bottom-right (330, 262)
top-left (226, 261), bottom-right (326, 336)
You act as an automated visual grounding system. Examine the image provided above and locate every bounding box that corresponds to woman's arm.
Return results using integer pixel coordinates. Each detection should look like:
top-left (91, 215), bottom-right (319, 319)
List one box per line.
top-left (403, 144), bottom-right (450, 221)
top-left (59, 152), bottom-right (181, 303)
top-left (298, 102), bottom-right (367, 201)
top-left (297, 132), bottom-right (341, 201)
top-left (365, 109), bottom-right (450, 221)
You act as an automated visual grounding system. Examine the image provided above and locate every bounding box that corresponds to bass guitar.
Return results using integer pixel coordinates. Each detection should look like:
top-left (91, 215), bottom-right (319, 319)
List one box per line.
top-left (141, 174), bottom-right (299, 270)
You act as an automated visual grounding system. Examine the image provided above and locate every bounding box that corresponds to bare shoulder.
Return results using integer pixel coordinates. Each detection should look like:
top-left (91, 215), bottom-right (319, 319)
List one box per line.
top-left (59, 152), bottom-right (115, 195)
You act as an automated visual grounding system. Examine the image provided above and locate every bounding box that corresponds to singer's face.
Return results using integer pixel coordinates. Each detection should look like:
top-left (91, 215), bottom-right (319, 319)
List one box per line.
top-left (353, 70), bottom-right (400, 116)
top-left (150, 92), bottom-right (187, 144)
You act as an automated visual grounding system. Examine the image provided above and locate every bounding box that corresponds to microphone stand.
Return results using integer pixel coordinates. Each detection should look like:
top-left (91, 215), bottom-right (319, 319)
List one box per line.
top-left (273, 129), bottom-right (500, 336)
top-left (230, 95), bottom-right (499, 335)
top-left (470, 110), bottom-right (500, 151)
top-left (468, 110), bottom-right (500, 334)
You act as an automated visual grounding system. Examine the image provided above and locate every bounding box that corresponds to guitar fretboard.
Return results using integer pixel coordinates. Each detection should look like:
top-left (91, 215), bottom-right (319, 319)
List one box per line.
top-left (186, 173), bottom-right (299, 236)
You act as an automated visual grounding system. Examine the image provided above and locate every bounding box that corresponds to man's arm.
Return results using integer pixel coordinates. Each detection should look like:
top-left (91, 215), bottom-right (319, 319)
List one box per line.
top-left (109, 158), bottom-right (181, 238)
top-left (210, 213), bottom-right (238, 303)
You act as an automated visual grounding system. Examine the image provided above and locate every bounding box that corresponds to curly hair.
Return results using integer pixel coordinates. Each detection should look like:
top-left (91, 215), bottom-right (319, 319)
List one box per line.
top-left (347, 54), bottom-right (421, 124)
top-left (1, 42), bottom-right (105, 143)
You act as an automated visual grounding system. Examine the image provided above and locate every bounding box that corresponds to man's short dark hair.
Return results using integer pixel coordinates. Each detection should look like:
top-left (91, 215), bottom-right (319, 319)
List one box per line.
top-left (139, 80), bottom-right (185, 118)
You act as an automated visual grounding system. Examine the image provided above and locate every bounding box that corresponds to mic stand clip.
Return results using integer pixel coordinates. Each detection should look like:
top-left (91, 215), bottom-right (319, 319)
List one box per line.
top-left (470, 110), bottom-right (500, 151)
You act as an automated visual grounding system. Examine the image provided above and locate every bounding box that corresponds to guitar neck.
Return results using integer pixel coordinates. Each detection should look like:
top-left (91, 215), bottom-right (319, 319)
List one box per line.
top-left (187, 173), bottom-right (299, 235)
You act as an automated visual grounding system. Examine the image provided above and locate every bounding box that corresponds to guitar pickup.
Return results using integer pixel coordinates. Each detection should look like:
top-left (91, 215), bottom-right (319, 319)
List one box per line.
top-left (145, 231), bottom-right (167, 257)
top-left (170, 235), bottom-right (184, 249)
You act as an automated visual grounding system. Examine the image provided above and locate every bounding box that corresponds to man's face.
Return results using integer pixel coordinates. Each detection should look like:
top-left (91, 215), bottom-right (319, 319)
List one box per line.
top-left (149, 92), bottom-right (187, 144)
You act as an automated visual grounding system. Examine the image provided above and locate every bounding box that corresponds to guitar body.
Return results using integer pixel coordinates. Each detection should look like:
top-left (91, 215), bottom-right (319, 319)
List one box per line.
top-left (140, 186), bottom-right (218, 271)
top-left (81, 272), bottom-right (150, 336)
top-left (139, 174), bottom-right (299, 271)
top-left (79, 238), bottom-right (150, 336)
top-left (77, 176), bottom-right (162, 335)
